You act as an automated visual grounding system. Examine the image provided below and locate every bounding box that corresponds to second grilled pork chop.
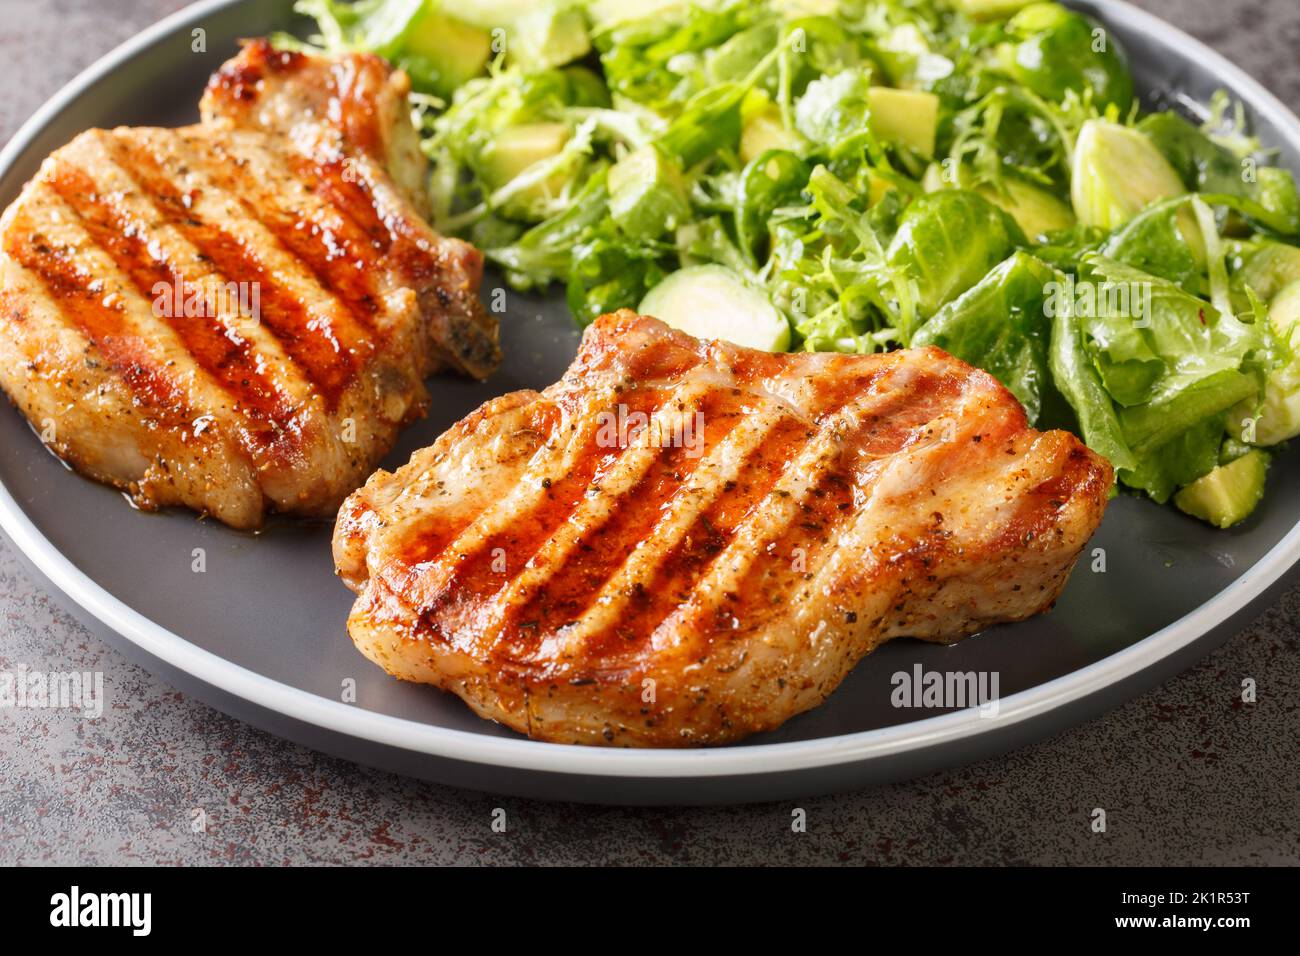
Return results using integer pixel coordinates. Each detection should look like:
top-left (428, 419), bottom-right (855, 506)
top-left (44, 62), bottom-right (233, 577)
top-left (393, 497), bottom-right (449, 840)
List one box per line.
top-left (0, 41), bottom-right (499, 529)
top-left (335, 311), bottom-right (1113, 746)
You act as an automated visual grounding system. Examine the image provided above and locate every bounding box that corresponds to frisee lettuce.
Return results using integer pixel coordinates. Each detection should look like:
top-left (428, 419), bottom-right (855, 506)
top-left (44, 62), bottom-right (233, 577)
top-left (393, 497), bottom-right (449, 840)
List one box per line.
top-left (287, 0), bottom-right (1300, 527)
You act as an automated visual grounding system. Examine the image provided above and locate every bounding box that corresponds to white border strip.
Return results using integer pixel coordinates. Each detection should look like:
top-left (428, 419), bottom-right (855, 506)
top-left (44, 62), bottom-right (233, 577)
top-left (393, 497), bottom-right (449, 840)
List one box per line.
top-left (0, 0), bottom-right (1298, 780)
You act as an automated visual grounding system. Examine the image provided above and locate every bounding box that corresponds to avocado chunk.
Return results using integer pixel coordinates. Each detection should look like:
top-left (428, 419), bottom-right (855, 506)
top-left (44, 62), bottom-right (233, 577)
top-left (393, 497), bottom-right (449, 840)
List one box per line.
top-left (608, 145), bottom-right (690, 239)
top-left (1174, 449), bottom-right (1269, 529)
top-left (740, 109), bottom-right (801, 164)
top-left (509, 6), bottom-right (591, 72)
top-left (983, 178), bottom-right (1075, 240)
top-left (866, 171), bottom-right (896, 206)
top-left (1071, 120), bottom-right (1186, 229)
top-left (481, 123), bottom-right (573, 217)
top-left (867, 87), bottom-right (939, 158)
top-left (1270, 278), bottom-right (1300, 336)
top-left (640, 264), bottom-right (791, 352)
top-left (403, 9), bottom-right (492, 97)
top-left (483, 123), bottom-right (571, 185)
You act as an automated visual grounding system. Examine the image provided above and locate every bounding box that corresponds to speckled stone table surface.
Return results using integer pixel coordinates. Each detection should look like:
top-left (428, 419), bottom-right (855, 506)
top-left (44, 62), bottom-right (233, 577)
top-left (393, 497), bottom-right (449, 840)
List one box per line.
top-left (1, 0), bottom-right (1298, 866)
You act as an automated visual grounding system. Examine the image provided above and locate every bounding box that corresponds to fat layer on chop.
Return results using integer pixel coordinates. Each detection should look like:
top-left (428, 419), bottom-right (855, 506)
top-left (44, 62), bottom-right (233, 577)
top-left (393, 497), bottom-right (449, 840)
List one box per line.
top-left (334, 311), bottom-right (1114, 747)
top-left (0, 40), bottom-right (499, 529)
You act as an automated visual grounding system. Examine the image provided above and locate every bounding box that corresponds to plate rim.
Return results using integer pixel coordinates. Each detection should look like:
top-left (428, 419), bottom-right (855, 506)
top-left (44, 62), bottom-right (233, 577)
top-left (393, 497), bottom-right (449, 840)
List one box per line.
top-left (1, 0), bottom-right (1298, 780)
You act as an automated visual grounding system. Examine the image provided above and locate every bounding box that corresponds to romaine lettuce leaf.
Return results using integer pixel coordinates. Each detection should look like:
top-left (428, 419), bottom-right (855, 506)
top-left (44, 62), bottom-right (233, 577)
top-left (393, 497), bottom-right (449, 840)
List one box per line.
top-left (1049, 296), bottom-right (1136, 473)
top-left (1140, 111), bottom-right (1300, 237)
top-left (911, 251), bottom-right (1062, 424)
top-left (1077, 254), bottom-right (1265, 410)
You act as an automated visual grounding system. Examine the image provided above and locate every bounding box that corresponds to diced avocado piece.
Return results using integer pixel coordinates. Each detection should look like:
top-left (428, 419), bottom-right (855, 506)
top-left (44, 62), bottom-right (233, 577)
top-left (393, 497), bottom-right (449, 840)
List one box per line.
top-left (1245, 374), bottom-right (1300, 446)
top-left (608, 145), bottom-right (690, 239)
top-left (1242, 379), bottom-right (1300, 447)
top-left (867, 87), bottom-right (939, 158)
top-left (482, 123), bottom-right (576, 217)
top-left (403, 9), bottom-right (492, 96)
top-left (954, 0), bottom-right (1036, 19)
top-left (1173, 449), bottom-right (1269, 529)
top-left (640, 265), bottom-right (791, 352)
top-left (1071, 120), bottom-right (1186, 230)
top-left (508, 6), bottom-right (591, 72)
top-left (1270, 278), bottom-right (1300, 335)
top-left (866, 171), bottom-right (895, 206)
top-left (483, 123), bottom-right (571, 187)
top-left (983, 178), bottom-right (1075, 239)
top-left (740, 109), bottom-right (800, 164)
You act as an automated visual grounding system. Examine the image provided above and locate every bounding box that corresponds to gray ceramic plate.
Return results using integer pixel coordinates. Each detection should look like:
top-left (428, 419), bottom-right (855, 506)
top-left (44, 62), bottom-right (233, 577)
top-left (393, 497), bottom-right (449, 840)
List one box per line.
top-left (1, 0), bottom-right (1297, 804)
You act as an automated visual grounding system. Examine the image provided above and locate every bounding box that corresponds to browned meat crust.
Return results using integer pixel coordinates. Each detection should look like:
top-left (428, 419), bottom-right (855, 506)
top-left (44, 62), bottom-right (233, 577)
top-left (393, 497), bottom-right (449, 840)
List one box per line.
top-left (334, 311), bottom-right (1113, 746)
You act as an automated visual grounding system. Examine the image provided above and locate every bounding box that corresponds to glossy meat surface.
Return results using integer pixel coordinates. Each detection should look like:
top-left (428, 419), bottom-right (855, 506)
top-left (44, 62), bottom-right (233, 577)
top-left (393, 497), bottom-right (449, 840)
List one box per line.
top-left (0, 42), bottom-right (498, 528)
top-left (201, 41), bottom-right (498, 377)
top-left (335, 312), bottom-right (1113, 746)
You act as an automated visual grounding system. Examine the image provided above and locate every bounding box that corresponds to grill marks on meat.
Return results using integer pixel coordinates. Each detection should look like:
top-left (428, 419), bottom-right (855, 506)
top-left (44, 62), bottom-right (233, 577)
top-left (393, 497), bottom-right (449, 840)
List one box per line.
top-left (202, 40), bottom-right (499, 379)
top-left (0, 42), bottom-right (500, 528)
top-left (334, 312), bottom-right (1114, 746)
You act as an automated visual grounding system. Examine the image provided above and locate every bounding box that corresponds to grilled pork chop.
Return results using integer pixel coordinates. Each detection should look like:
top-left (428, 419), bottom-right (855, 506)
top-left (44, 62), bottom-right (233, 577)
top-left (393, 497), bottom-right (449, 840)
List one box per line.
top-left (335, 311), bottom-right (1113, 746)
top-left (201, 41), bottom-right (498, 376)
top-left (0, 41), bottom-right (499, 529)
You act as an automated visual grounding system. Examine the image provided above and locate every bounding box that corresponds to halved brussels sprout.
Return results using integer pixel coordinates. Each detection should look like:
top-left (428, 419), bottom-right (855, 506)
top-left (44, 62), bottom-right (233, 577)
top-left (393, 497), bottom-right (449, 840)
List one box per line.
top-left (740, 108), bottom-right (801, 164)
top-left (1235, 241), bottom-right (1300, 301)
top-left (924, 164), bottom-right (1075, 240)
top-left (608, 145), bottom-right (690, 239)
top-left (1003, 3), bottom-right (1134, 112)
top-left (886, 190), bottom-right (1024, 326)
top-left (1071, 120), bottom-right (1186, 230)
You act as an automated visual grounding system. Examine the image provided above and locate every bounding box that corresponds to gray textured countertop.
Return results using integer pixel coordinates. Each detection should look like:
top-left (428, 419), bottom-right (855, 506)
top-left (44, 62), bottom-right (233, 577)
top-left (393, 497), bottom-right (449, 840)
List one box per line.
top-left (1, 0), bottom-right (1298, 866)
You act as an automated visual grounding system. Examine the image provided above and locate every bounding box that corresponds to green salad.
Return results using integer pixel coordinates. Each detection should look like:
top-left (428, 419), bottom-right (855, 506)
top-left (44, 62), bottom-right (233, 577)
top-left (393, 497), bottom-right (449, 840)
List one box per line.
top-left (284, 0), bottom-right (1300, 529)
